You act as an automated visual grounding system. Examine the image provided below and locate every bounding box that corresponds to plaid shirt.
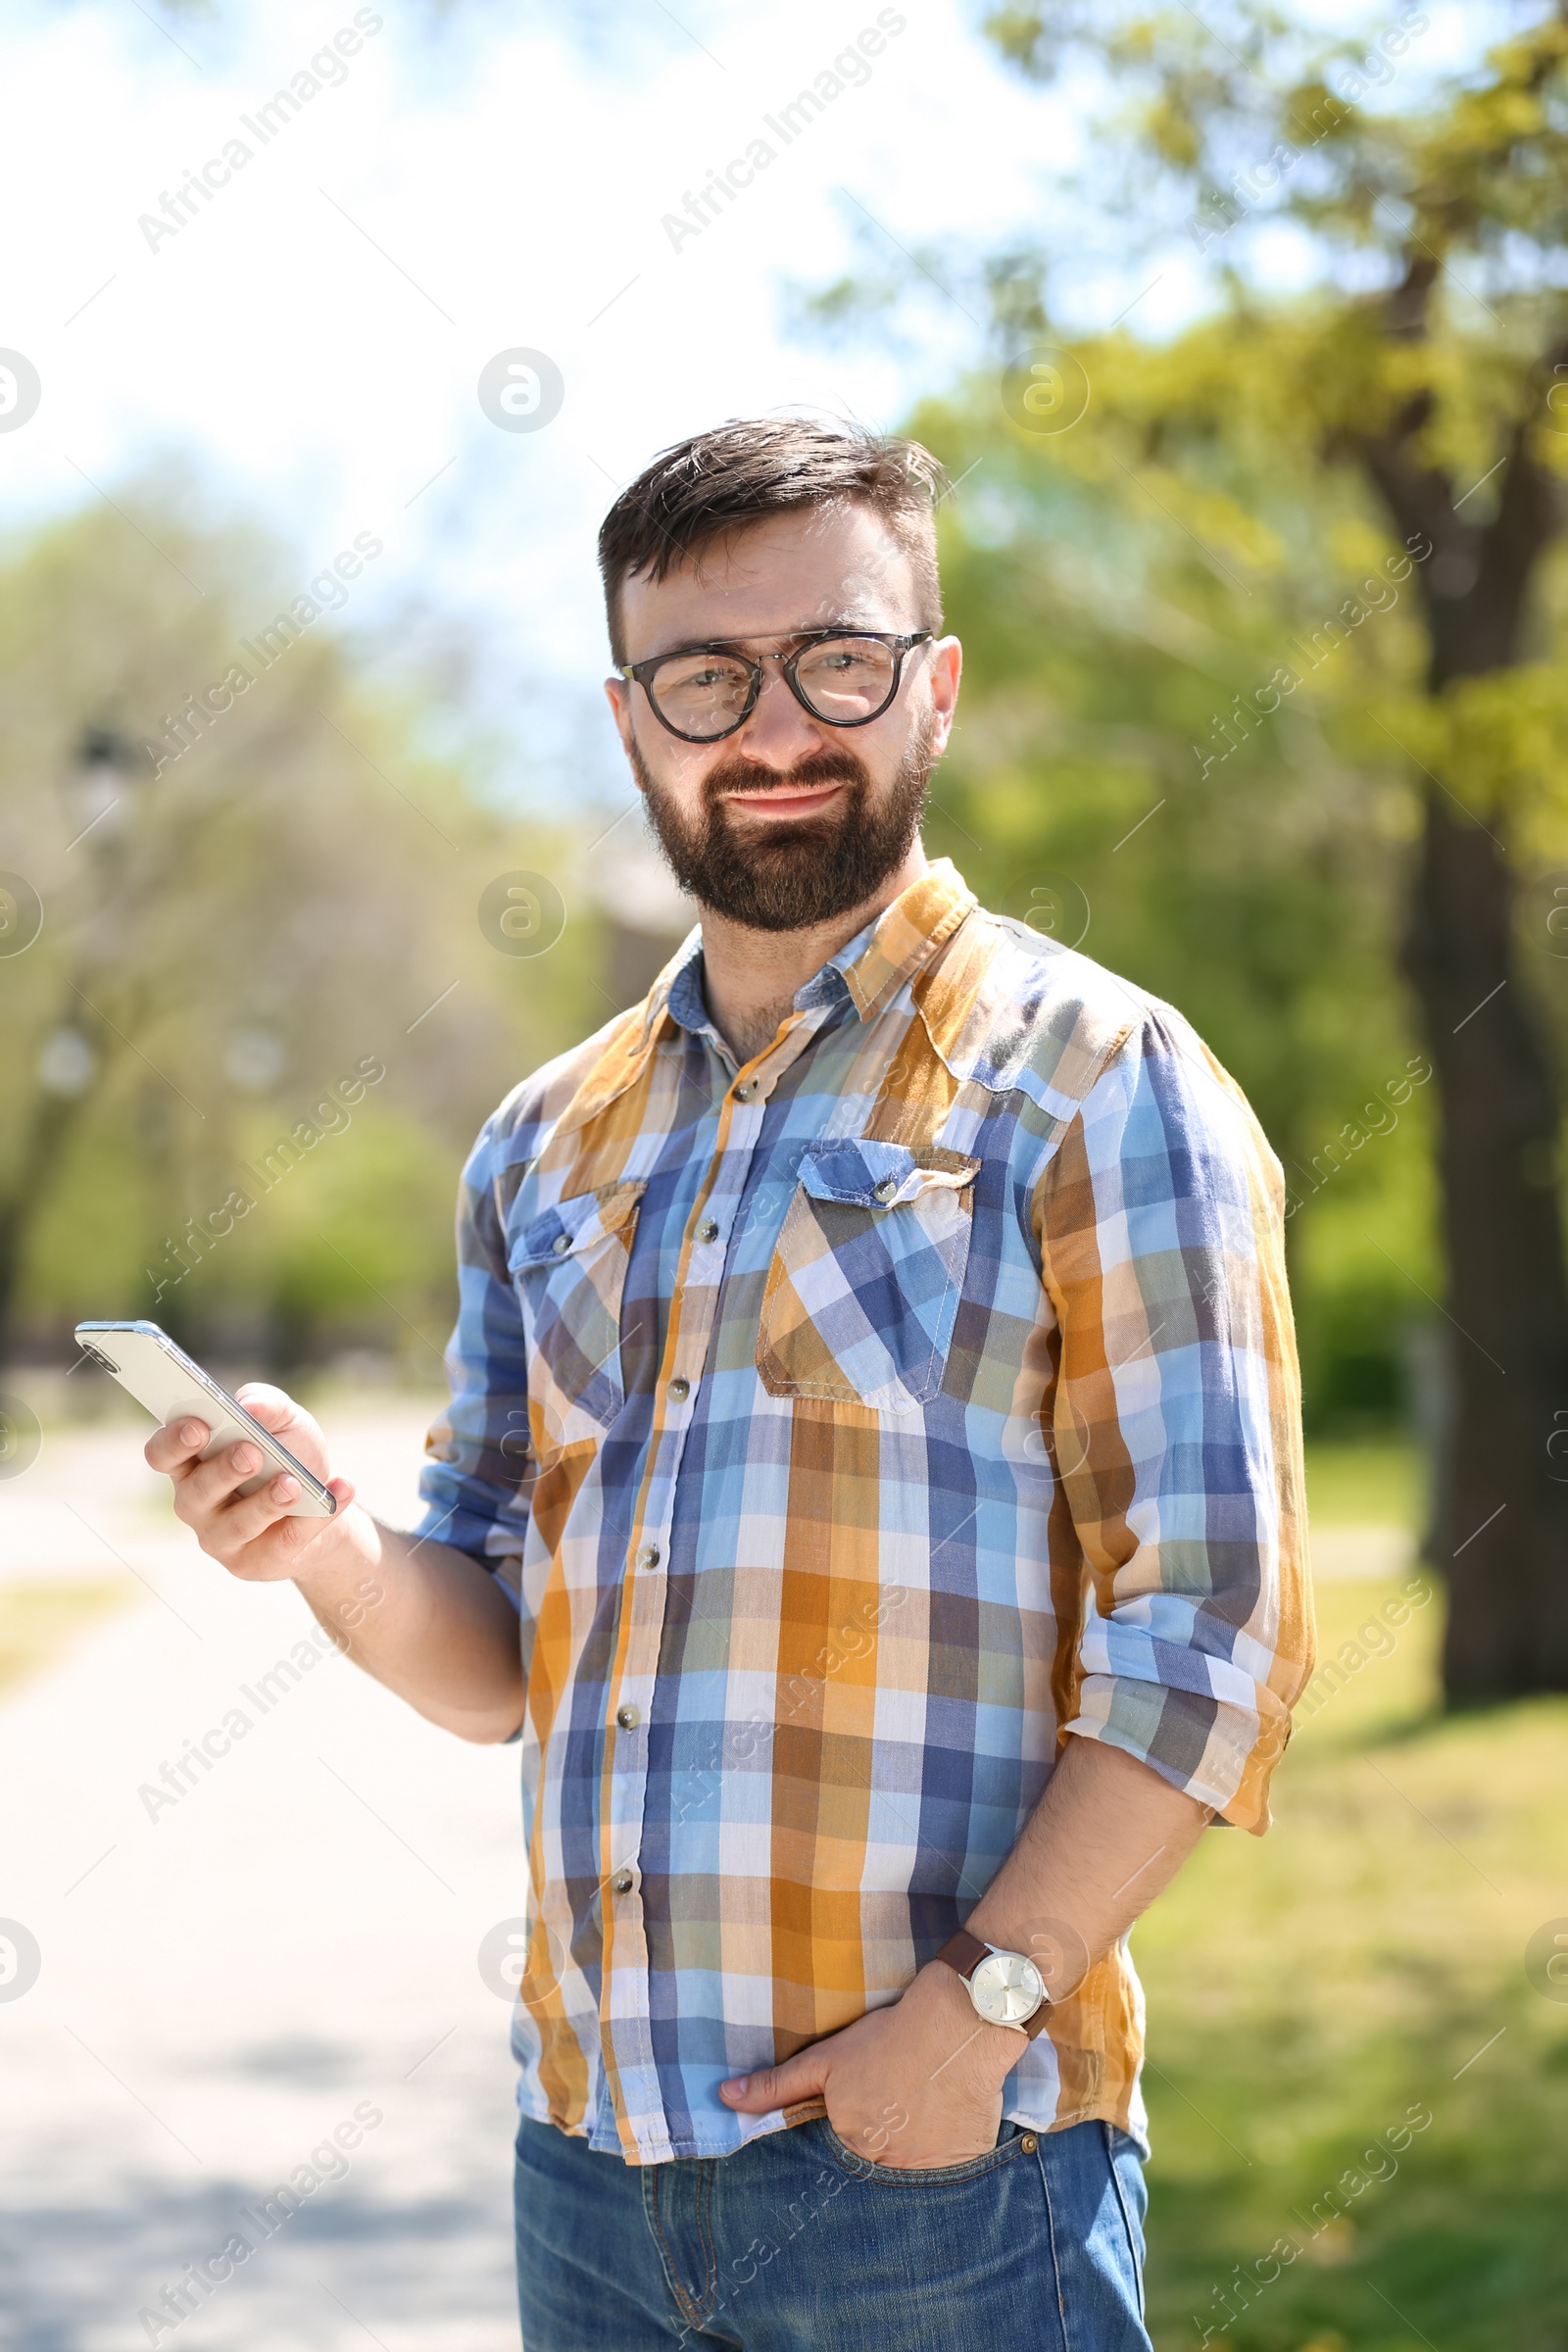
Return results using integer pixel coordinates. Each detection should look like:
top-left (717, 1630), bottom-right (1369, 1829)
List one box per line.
top-left (414, 858), bottom-right (1314, 2165)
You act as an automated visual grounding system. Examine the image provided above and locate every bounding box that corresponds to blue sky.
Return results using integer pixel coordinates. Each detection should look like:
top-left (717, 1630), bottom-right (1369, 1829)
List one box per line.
top-left (0, 0), bottom-right (1482, 805)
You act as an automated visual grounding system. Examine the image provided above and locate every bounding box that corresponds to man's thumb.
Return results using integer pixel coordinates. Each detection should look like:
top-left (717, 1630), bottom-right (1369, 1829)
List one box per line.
top-left (719, 2052), bottom-right (824, 2112)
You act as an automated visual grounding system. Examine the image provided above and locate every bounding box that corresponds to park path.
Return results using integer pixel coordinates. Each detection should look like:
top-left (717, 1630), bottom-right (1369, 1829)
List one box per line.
top-left (0, 1393), bottom-right (1410, 2351)
top-left (0, 1395), bottom-right (524, 2352)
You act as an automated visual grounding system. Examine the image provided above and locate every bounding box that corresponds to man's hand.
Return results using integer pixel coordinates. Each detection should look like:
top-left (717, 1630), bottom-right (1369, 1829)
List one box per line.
top-left (718, 1960), bottom-right (1022, 2169)
top-left (144, 1386), bottom-right (524, 1742)
top-left (720, 1741), bottom-right (1215, 2166)
top-left (145, 1384), bottom-right (357, 1583)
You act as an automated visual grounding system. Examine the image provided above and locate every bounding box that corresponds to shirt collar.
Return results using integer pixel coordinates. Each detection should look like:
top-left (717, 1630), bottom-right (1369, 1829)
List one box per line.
top-left (644, 859), bottom-right (976, 1048)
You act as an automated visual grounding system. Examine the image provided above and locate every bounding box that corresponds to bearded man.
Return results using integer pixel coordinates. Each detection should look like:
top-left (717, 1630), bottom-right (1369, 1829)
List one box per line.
top-left (148, 416), bottom-right (1314, 2350)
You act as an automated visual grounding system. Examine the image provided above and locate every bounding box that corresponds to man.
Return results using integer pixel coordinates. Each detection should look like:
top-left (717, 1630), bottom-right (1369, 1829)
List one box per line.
top-left (149, 416), bottom-right (1314, 2349)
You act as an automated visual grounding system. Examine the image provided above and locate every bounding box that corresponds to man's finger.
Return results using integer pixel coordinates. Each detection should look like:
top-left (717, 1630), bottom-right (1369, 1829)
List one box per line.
top-left (145, 1417), bottom-right (211, 1475)
top-left (719, 2053), bottom-right (824, 2111)
top-left (234, 1382), bottom-right (311, 1439)
top-left (173, 1439), bottom-right (274, 1520)
top-left (219, 1469), bottom-right (356, 1546)
top-left (191, 1472), bottom-right (355, 1576)
top-left (234, 1382), bottom-right (287, 1422)
top-left (205, 1473), bottom-right (310, 1554)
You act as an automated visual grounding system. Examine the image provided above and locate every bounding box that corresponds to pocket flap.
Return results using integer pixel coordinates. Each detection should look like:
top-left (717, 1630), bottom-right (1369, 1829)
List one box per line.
top-left (508, 1179), bottom-right (646, 1272)
top-left (797, 1140), bottom-right (979, 1211)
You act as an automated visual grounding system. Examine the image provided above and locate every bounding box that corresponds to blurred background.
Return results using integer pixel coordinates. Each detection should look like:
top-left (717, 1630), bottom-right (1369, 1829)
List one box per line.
top-left (2, 2), bottom-right (1566, 2347)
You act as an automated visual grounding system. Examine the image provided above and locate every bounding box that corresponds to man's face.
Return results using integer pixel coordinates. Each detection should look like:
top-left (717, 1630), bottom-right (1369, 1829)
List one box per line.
top-left (605, 503), bottom-right (961, 932)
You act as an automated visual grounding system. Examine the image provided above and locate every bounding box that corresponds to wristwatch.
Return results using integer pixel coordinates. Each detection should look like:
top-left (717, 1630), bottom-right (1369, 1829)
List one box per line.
top-left (934, 1927), bottom-right (1052, 2037)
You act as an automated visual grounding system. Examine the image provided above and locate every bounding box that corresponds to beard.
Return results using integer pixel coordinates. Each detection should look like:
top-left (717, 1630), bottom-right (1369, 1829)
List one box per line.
top-left (631, 708), bottom-right (937, 933)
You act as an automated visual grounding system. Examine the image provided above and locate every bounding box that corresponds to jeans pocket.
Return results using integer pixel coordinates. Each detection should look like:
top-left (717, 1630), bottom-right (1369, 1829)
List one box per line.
top-left (815, 2115), bottom-right (1028, 2185)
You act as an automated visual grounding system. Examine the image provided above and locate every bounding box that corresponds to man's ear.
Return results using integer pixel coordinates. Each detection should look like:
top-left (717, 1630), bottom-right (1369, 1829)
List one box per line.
top-left (926, 635), bottom-right (962, 755)
top-left (604, 674), bottom-right (638, 767)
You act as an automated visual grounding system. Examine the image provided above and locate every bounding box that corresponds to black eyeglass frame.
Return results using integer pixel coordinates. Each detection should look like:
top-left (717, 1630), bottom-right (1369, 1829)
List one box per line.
top-left (618, 629), bottom-right (934, 743)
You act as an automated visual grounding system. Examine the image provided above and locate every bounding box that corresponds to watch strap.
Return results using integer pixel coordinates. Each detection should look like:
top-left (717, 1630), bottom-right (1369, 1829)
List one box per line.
top-left (934, 1927), bottom-right (991, 1984)
top-left (934, 1928), bottom-right (1054, 2039)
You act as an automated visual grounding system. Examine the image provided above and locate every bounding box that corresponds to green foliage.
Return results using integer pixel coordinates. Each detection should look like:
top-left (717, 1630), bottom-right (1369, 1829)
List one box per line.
top-left (0, 488), bottom-right (612, 1367)
top-left (828, 2), bottom-right (1568, 1425)
top-left (1136, 1571), bottom-right (1568, 2346)
top-left (906, 374), bottom-right (1444, 1423)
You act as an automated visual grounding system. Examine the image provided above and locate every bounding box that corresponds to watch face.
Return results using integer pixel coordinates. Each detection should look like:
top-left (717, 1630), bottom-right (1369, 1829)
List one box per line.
top-left (969, 1949), bottom-right (1046, 2027)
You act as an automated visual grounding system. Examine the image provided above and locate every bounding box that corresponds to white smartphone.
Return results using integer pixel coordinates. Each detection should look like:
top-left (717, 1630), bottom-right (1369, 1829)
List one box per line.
top-left (74, 1319), bottom-right (337, 1518)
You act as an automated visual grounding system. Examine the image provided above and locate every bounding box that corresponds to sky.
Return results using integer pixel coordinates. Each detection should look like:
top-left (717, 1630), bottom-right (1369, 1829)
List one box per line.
top-left (0, 0), bottom-right (1483, 807)
top-left (1, 0), bottom-right (1065, 803)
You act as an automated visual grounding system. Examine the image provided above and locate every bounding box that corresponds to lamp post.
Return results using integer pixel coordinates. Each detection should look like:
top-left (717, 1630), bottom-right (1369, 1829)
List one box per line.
top-left (60, 725), bottom-right (138, 858)
top-left (1, 731), bottom-right (140, 1359)
top-left (40, 726), bottom-right (144, 1092)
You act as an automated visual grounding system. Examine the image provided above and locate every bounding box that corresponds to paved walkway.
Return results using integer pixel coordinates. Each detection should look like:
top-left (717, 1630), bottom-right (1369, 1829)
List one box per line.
top-left (0, 1395), bottom-right (524, 2351)
top-left (0, 1394), bottom-right (1415, 2350)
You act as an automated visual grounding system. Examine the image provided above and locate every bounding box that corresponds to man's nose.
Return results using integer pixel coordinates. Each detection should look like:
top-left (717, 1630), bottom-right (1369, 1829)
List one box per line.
top-left (728, 660), bottom-right (829, 762)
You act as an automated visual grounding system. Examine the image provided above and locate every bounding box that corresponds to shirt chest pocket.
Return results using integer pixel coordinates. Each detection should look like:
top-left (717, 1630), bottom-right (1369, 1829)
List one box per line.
top-left (757, 1141), bottom-right (980, 1412)
top-left (507, 1180), bottom-right (647, 1455)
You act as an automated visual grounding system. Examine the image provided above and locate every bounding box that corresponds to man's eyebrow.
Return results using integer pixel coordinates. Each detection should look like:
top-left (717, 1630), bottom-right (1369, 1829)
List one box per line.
top-left (639, 619), bottom-right (879, 658)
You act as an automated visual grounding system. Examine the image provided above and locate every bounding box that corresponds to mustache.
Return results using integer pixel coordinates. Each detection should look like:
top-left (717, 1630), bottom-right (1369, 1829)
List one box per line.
top-left (704, 749), bottom-right (868, 804)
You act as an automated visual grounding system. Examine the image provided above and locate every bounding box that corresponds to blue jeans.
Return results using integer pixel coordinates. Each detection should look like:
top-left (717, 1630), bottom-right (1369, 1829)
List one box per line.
top-left (514, 2109), bottom-right (1152, 2350)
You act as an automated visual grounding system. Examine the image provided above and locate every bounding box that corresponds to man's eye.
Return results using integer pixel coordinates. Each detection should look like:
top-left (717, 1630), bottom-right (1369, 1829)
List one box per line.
top-left (803, 643), bottom-right (882, 676)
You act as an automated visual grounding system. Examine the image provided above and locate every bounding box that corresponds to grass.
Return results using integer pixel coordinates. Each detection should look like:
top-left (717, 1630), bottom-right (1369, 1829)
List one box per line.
top-left (0, 1578), bottom-right (136, 1694)
top-left (1302, 1440), bottom-right (1423, 1529)
top-left (5, 1431), bottom-right (1561, 2348)
top-left (1136, 1566), bottom-right (1568, 2351)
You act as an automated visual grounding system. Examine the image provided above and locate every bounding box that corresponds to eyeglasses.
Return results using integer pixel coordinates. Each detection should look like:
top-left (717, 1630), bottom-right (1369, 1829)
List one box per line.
top-left (619, 629), bottom-right (933, 744)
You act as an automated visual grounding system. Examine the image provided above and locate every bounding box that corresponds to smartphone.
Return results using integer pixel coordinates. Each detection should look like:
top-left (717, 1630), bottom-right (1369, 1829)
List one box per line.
top-left (74, 1319), bottom-right (337, 1518)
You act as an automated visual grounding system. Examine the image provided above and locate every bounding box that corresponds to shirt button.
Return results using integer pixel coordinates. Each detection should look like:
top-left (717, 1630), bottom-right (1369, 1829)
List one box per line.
top-left (637, 1543), bottom-right (661, 1568)
top-left (873, 1177), bottom-right (899, 1202)
top-left (612, 1870), bottom-right (634, 1895)
top-left (616, 1702), bottom-right (639, 1729)
top-left (552, 1232), bottom-right (571, 1255)
top-left (668, 1377), bottom-right (690, 1401)
top-left (697, 1218), bottom-right (719, 1244)
top-left (733, 1080), bottom-right (754, 1100)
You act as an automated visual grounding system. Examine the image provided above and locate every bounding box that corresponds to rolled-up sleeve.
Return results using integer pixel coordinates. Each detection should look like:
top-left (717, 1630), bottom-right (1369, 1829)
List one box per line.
top-left (1036, 1009), bottom-right (1314, 1833)
top-left (411, 1112), bottom-right (531, 1611)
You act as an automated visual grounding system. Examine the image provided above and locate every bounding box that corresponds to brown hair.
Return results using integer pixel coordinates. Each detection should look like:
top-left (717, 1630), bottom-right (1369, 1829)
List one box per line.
top-left (597, 416), bottom-right (949, 663)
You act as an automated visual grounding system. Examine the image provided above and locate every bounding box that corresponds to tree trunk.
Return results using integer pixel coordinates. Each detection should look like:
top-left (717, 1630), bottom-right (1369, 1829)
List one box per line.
top-left (1401, 795), bottom-right (1568, 1697)
top-left (1371, 409), bottom-right (1568, 1699)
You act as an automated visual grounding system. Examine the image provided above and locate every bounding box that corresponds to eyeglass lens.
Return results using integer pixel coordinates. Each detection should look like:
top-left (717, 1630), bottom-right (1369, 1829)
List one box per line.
top-left (648, 636), bottom-right (899, 739)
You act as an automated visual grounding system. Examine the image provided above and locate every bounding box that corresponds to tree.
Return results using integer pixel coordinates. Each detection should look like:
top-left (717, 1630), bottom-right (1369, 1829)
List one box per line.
top-left (817, 2), bottom-right (1568, 1702)
top-left (0, 489), bottom-right (604, 1372)
top-left (889, 374), bottom-right (1438, 1413)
